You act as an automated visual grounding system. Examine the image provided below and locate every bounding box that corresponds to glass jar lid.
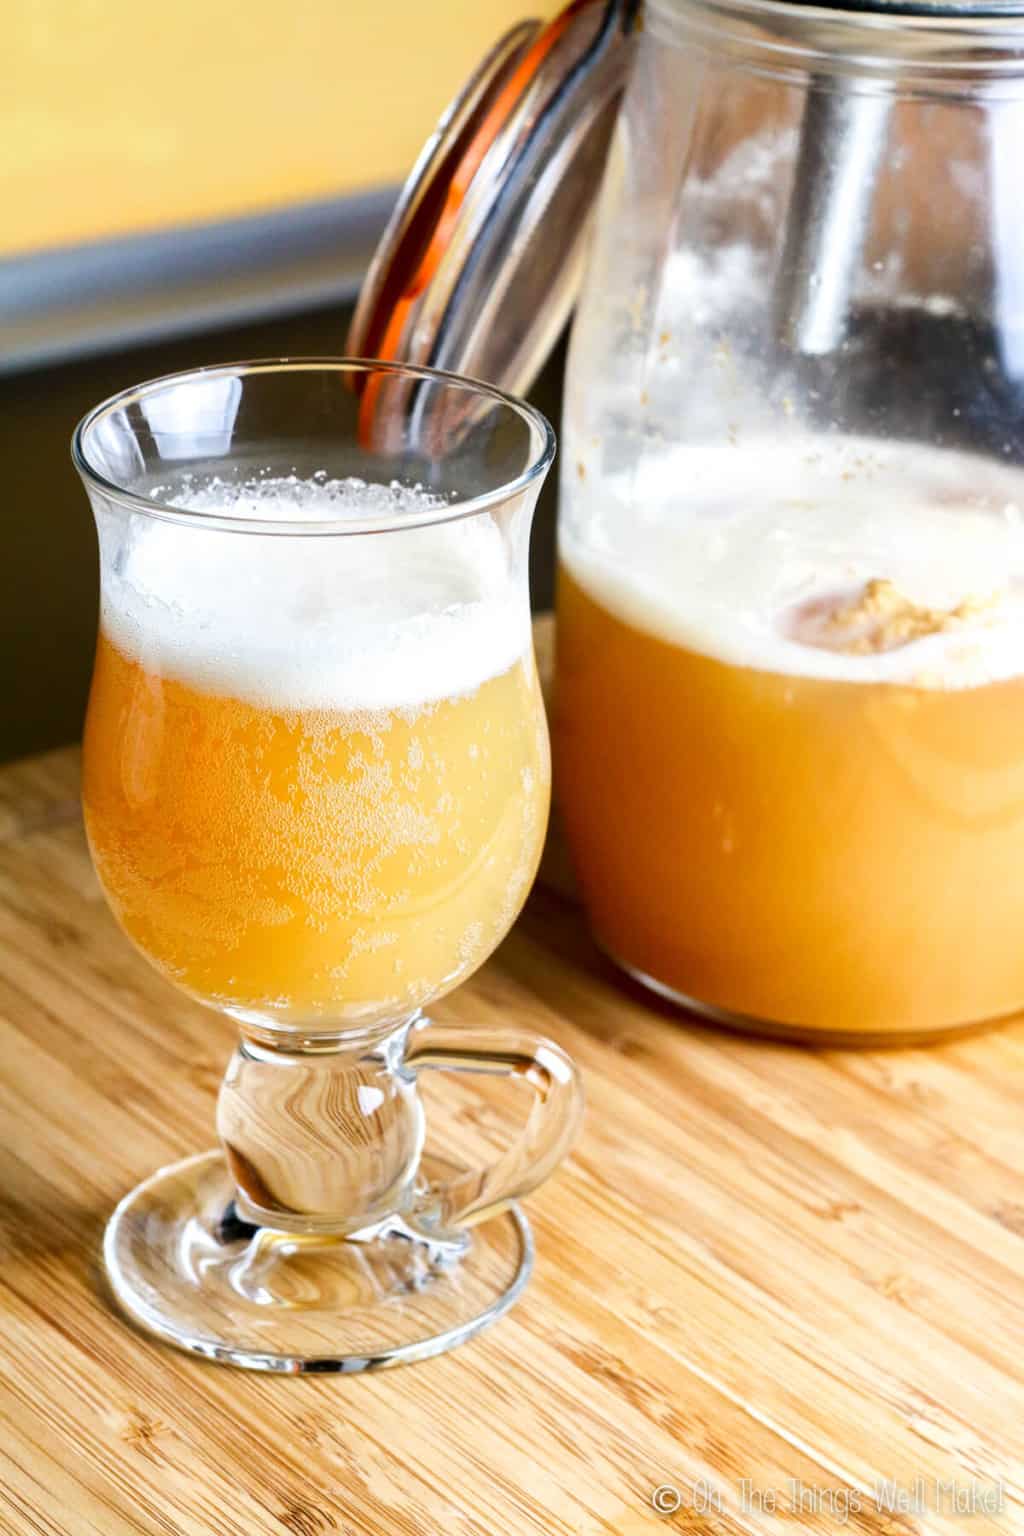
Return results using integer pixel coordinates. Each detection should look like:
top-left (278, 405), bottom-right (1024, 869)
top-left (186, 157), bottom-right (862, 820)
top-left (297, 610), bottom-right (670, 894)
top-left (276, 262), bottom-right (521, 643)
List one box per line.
top-left (347, 0), bottom-right (636, 401)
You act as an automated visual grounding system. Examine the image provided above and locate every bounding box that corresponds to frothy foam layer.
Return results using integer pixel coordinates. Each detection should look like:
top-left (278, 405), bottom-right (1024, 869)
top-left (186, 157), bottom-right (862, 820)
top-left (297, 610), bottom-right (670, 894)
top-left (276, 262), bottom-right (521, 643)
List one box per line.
top-left (561, 437), bottom-right (1024, 689)
top-left (100, 477), bottom-right (527, 710)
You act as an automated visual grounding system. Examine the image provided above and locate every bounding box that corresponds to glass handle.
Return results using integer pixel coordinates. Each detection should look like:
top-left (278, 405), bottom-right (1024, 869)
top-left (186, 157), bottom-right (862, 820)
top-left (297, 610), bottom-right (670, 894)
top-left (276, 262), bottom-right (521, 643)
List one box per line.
top-left (403, 1018), bottom-right (584, 1233)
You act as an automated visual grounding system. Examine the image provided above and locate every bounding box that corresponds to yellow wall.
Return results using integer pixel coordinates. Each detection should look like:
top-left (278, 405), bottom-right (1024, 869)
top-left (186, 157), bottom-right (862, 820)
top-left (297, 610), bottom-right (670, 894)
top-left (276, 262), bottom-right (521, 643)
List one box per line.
top-left (3, 0), bottom-right (531, 257)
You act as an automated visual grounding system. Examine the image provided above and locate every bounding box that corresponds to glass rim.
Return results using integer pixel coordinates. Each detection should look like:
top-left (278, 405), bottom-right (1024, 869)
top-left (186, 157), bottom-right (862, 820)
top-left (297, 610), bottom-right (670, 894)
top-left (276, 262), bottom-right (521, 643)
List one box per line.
top-left (71, 357), bottom-right (556, 537)
top-left (654, 0), bottom-right (1024, 26)
top-left (649, 0), bottom-right (1024, 74)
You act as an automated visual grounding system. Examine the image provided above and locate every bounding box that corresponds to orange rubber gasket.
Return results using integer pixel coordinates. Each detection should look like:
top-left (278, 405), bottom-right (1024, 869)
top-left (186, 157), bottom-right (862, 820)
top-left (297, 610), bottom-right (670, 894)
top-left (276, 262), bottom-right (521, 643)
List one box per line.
top-left (359, 0), bottom-right (590, 443)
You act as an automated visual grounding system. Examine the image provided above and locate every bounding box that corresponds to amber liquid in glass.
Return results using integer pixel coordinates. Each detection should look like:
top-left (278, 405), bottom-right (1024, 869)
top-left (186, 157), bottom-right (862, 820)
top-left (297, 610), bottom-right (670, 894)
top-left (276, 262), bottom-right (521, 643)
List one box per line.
top-left (84, 634), bottom-right (549, 1025)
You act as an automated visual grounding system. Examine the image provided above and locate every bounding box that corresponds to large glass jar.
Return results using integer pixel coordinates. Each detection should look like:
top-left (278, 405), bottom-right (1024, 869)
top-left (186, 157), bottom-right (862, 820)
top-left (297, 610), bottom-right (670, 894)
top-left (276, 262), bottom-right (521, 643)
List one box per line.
top-left (555, 0), bottom-right (1024, 1043)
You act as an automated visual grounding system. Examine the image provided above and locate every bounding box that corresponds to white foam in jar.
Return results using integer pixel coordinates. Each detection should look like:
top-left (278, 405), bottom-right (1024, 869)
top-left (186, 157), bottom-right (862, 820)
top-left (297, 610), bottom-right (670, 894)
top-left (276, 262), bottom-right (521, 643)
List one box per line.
top-left (561, 436), bottom-right (1024, 689)
top-left (99, 477), bottom-right (529, 711)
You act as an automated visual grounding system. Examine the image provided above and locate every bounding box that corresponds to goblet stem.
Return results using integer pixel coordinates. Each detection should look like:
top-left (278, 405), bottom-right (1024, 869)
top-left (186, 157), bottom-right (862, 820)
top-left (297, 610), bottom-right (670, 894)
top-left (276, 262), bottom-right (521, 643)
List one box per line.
top-left (215, 1021), bottom-right (426, 1240)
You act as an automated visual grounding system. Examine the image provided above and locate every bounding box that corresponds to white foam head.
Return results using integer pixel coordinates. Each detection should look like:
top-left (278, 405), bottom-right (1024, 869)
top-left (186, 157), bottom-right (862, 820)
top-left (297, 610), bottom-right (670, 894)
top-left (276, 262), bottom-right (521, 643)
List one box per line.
top-left (98, 477), bottom-right (528, 710)
top-left (561, 436), bottom-right (1024, 689)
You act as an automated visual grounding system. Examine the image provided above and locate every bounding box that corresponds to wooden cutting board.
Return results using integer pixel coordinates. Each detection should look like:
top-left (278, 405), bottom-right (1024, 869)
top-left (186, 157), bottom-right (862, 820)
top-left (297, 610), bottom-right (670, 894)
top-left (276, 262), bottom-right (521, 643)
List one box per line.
top-left (1, 742), bottom-right (1022, 1536)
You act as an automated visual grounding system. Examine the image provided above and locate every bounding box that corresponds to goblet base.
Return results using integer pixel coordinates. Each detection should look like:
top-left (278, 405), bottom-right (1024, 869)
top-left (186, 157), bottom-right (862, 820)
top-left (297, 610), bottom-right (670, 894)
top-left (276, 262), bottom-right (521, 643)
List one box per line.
top-left (103, 1149), bottom-right (533, 1372)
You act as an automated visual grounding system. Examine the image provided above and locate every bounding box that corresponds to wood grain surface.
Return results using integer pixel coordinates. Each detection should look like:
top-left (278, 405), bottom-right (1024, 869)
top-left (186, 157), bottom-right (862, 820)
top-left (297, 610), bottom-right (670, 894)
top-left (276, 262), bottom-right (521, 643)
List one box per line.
top-left (2, 744), bottom-right (1023, 1536)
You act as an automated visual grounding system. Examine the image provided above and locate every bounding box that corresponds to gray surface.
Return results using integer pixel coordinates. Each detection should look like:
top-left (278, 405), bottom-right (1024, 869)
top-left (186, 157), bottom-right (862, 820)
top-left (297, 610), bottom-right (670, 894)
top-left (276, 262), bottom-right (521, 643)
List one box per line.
top-left (0, 188), bottom-right (397, 375)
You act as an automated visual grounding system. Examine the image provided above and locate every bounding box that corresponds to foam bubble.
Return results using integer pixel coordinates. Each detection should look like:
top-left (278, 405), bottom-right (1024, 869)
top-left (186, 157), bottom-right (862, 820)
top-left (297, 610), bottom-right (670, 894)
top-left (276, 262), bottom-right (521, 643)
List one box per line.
top-left (100, 477), bottom-right (527, 710)
top-left (561, 436), bottom-right (1024, 689)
